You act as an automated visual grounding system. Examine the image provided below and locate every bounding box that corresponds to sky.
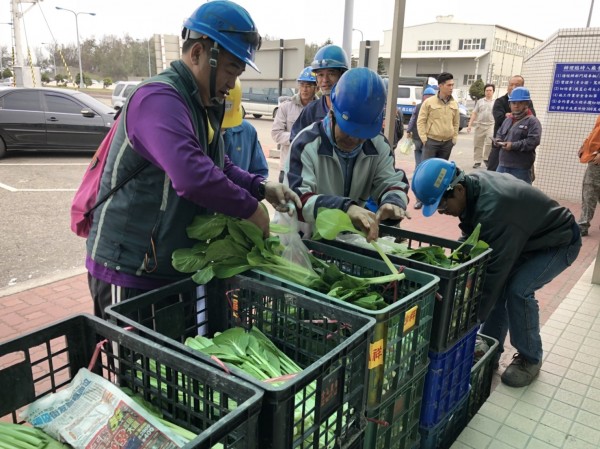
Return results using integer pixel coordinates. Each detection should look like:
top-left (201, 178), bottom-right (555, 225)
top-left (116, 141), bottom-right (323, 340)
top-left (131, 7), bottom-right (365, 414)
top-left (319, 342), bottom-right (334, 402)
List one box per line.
top-left (1, 0), bottom-right (599, 63)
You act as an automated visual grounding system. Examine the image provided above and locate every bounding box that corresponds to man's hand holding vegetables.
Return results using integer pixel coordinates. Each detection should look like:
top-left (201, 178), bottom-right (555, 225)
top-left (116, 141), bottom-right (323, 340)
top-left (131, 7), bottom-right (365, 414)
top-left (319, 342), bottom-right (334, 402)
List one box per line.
top-left (250, 181), bottom-right (302, 237)
top-left (286, 67), bottom-right (410, 241)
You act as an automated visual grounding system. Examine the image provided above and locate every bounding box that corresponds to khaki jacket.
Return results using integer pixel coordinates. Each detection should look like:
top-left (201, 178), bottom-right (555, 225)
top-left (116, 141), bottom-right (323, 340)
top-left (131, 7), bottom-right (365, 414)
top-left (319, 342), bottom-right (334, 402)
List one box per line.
top-left (416, 94), bottom-right (459, 144)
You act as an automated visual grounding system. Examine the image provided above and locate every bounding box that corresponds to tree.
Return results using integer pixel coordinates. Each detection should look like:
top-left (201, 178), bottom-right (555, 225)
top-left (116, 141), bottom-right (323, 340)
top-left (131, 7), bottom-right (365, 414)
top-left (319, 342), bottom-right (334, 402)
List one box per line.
top-left (41, 73), bottom-right (50, 84)
top-left (469, 79), bottom-right (485, 100)
top-left (377, 57), bottom-right (385, 75)
top-left (2, 68), bottom-right (12, 79)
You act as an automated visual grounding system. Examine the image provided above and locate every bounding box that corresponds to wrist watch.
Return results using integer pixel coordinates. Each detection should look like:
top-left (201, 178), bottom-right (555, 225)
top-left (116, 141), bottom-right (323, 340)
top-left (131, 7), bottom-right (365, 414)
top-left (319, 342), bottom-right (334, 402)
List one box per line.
top-left (258, 180), bottom-right (268, 200)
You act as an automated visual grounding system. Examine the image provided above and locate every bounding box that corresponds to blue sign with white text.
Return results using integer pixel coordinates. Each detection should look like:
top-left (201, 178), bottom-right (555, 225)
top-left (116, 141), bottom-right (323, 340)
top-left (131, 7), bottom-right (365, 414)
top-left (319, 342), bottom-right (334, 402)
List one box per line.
top-left (549, 63), bottom-right (600, 114)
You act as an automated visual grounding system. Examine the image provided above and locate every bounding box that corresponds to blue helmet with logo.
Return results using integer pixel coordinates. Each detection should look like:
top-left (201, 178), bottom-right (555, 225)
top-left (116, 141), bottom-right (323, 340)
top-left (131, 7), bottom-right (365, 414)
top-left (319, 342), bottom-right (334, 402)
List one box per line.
top-left (297, 66), bottom-right (316, 83)
top-left (509, 86), bottom-right (531, 102)
top-left (423, 87), bottom-right (437, 96)
top-left (411, 158), bottom-right (464, 217)
top-left (311, 44), bottom-right (349, 72)
top-left (330, 68), bottom-right (386, 139)
top-left (182, 1), bottom-right (261, 72)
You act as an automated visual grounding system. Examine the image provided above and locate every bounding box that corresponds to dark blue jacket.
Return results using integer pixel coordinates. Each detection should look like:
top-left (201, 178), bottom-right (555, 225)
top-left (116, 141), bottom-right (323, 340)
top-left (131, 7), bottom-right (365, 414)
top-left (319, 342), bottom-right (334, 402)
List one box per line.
top-left (290, 96), bottom-right (330, 142)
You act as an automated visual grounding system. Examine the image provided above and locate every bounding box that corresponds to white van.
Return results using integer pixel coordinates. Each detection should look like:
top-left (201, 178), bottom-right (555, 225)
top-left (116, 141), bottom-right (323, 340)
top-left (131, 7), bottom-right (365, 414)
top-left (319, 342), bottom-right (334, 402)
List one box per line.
top-left (111, 81), bottom-right (140, 110)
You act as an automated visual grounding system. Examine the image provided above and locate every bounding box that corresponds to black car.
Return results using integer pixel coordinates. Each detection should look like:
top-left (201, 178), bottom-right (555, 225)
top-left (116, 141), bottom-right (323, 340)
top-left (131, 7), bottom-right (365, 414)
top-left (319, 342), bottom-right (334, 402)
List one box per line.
top-left (0, 87), bottom-right (116, 158)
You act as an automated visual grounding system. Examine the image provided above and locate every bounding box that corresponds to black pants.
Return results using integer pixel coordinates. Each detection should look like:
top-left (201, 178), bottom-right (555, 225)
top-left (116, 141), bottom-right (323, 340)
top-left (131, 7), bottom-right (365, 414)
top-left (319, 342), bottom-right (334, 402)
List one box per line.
top-left (422, 138), bottom-right (454, 161)
top-left (487, 146), bottom-right (500, 171)
top-left (88, 273), bottom-right (148, 320)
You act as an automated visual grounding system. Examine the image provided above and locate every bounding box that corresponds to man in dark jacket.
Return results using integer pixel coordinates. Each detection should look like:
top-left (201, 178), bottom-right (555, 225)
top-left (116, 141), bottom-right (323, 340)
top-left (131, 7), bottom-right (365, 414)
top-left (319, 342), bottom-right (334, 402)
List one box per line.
top-left (493, 87), bottom-right (541, 184)
top-left (488, 75), bottom-right (536, 171)
top-left (289, 44), bottom-right (349, 142)
top-left (412, 158), bottom-right (582, 388)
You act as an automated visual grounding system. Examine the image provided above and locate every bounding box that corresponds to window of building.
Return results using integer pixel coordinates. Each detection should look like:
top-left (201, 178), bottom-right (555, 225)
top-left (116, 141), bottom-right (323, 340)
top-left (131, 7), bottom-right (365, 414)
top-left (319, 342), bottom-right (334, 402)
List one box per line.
top-left (458, 38), bottom-right (486, 50)
top-left (417, 39), bottom-right (451, 51)
top-left (462, 74), bottom-right (482, 86)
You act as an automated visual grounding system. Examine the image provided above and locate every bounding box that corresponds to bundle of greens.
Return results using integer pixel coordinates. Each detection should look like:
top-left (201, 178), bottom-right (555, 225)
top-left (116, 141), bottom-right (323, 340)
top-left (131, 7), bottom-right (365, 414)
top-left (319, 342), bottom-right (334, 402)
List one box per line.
top-left (314, 209), bottom-right (489, 268)
top-left (172, 214), bottom-right (405, 310)
top-left (185, 327), bottom-right (340, 448)
top-left (0, 423), bottom-right (68, 449)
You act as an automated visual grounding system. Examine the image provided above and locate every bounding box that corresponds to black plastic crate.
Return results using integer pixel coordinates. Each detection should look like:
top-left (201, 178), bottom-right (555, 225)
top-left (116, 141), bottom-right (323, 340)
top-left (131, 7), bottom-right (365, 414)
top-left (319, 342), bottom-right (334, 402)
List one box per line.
top-left (325, 226), bottom-right (492, 352)
top-left (249, 240), bottom-right (438, 410)
top-left (419, 387), bottom-right (470, 449)
top-left (106, 275), bottom-right (374, 449)
top-left (363, 364), bottom-right (427, 449)
top-left (420, 325), bottom-right (477, 427)
top-left (0, 314), bottom-right (262, 449)
top-left (468, 333), bottom-right (499, 420)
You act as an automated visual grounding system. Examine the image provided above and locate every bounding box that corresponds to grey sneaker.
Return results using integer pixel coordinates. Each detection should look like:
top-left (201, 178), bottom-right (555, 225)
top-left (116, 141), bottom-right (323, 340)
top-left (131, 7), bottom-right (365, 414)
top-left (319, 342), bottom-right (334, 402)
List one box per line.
top-left (579, 225), bottom-right (588, 237)
top-left (501, 353), bottom-right (541, 388)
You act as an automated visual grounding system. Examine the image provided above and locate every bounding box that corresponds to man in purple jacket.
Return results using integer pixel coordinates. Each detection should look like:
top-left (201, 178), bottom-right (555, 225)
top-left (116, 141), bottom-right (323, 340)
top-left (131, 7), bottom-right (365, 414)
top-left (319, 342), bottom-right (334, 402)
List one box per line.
top-left (85, 1), bottom-right (299, 319)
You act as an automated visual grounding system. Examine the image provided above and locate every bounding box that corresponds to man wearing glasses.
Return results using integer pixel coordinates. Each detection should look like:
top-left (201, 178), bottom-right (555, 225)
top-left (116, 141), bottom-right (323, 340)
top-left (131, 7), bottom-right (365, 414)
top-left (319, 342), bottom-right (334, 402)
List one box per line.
top-left (85, 1), bottom-right (300, 320)
top-left (411, 158), bottom-right (581, 388)
top-left (289, 44), bottom-right (350, 143)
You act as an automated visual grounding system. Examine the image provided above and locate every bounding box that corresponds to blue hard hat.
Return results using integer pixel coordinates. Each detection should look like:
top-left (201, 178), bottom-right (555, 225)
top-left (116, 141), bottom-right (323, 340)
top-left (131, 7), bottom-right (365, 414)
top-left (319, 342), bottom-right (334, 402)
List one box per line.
top-left (311, 44), bottom-right (349, 71)
top-left (182, 1), bottom-right (261, 72)
top-left (297, 66), bottom-right (316, 83)
top-left (509, 87), bottom-right (531, 102)
top-left (411, 158), bottom-right (463, 217)
top-left (330, 68), bottom-right (386, 139)
top-left (423, 87), bottom-right (437, 96)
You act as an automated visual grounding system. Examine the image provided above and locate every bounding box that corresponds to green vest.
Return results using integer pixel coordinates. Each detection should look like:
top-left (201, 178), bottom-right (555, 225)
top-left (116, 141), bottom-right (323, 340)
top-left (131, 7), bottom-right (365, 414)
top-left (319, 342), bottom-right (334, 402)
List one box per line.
top-left (87, 60), bottom-right (224, 282)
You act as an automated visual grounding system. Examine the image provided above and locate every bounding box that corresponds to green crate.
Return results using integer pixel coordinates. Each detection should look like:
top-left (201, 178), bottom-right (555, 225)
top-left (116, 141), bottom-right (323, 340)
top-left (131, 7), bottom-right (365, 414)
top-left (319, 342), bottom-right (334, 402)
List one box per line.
top-left (106, 275), bottom-right (374, 449)
top-left (0, 314), bottom-right (263, 449)
top-left (325, 226), bottom-right (492, 352)
top-left (363, 364), bottom-right (427, 449)
top-left (468, 333), bottom-right (499, 420)
top-left (248, 239), bottom-right (439, 409)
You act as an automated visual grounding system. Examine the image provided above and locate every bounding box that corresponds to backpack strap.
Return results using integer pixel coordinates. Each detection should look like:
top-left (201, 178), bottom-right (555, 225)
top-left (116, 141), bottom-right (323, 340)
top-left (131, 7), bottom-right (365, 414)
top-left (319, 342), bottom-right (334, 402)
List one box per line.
top-left (84, 160), bottom-right (150, 218)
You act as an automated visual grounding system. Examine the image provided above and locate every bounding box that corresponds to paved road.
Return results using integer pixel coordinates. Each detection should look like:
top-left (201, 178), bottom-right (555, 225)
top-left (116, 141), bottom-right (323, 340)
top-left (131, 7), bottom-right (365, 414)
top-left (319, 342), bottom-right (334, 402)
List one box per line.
top-left (0, 107), bottom-right (476, 295)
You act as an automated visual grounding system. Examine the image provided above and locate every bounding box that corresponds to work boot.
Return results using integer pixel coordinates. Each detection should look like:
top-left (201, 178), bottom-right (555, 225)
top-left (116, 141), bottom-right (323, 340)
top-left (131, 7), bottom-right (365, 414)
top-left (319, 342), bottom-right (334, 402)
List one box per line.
top-left (579, 225), bottom-right (588, 237)
top-left (473, 162), bottom-right (481, 168)
top-left (501, 353), bottom-right (541, 388)
top-left (414, 201), bottom-right (423, 210)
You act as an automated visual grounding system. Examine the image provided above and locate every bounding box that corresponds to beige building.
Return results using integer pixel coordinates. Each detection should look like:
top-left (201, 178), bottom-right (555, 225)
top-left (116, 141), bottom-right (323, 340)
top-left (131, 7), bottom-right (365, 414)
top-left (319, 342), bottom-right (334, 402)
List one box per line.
top-left (378, 16), bottom-right (543, 100)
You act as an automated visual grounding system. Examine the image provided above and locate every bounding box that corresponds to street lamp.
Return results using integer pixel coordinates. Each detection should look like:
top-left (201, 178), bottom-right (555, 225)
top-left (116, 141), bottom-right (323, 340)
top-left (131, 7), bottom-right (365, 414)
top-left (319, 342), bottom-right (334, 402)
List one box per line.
top-left (55, 6), bottom-right (95, 89)
top-left (41, 42), bottom-right (57, 78)
top-left (137, 38), bottom-right (152, 78)
top-left (352, 28), bottom-right (364, 42)
top-left (146, 38), bottom-right (152, 78)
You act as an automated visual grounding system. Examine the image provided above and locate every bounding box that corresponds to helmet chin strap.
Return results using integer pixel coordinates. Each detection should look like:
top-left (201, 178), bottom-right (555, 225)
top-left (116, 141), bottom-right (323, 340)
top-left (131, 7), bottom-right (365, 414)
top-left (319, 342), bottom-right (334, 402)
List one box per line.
top-left (208, 42), bottom-right (221, 106)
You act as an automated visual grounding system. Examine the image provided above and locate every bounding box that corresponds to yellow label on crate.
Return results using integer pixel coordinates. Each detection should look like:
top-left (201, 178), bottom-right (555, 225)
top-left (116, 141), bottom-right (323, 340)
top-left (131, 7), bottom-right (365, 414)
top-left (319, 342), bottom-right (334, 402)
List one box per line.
top-left (403, 305), bottom-right (419, 333)
top-left (368, 339), bottom-right (384, 369)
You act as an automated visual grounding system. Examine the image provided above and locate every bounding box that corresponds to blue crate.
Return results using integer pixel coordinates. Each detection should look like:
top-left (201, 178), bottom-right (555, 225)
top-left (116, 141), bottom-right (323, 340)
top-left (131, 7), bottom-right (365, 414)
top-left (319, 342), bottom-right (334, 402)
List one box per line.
top-left (419, 388), bottom-right (470, 449)
top-left (420, 325), bottom-right (477, 427)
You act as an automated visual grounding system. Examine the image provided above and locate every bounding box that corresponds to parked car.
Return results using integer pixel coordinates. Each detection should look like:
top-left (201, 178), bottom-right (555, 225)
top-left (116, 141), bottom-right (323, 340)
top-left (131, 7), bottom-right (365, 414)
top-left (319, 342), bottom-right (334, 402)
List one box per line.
top-left (241, 86), bottom-right (295, 119)
top-left (0, 87), bottom-right (116, 159)
top-left (458, 103), bottom-right (469, 131)
top-left (111, 81), bottom-right (140, 110)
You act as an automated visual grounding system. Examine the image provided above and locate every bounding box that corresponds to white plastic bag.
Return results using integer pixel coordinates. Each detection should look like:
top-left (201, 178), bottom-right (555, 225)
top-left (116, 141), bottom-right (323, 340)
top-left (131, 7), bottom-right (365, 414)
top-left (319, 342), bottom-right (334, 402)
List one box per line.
top-left (271, 204), bottom-right (315, 273)
top-left (398, 137), bottom-right (416, 155)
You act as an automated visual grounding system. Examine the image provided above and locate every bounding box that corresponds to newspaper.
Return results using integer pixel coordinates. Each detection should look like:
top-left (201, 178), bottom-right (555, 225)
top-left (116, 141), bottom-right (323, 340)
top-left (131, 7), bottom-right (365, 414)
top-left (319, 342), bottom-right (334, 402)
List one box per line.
top-left (21, 368), bottom-right (188, 449)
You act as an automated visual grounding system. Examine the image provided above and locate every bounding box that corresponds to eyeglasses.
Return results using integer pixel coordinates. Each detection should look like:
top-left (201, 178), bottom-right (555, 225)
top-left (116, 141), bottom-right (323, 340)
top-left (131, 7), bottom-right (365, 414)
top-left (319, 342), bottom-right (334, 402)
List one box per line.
top-left (218, 29), bottom-right (262, 51)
